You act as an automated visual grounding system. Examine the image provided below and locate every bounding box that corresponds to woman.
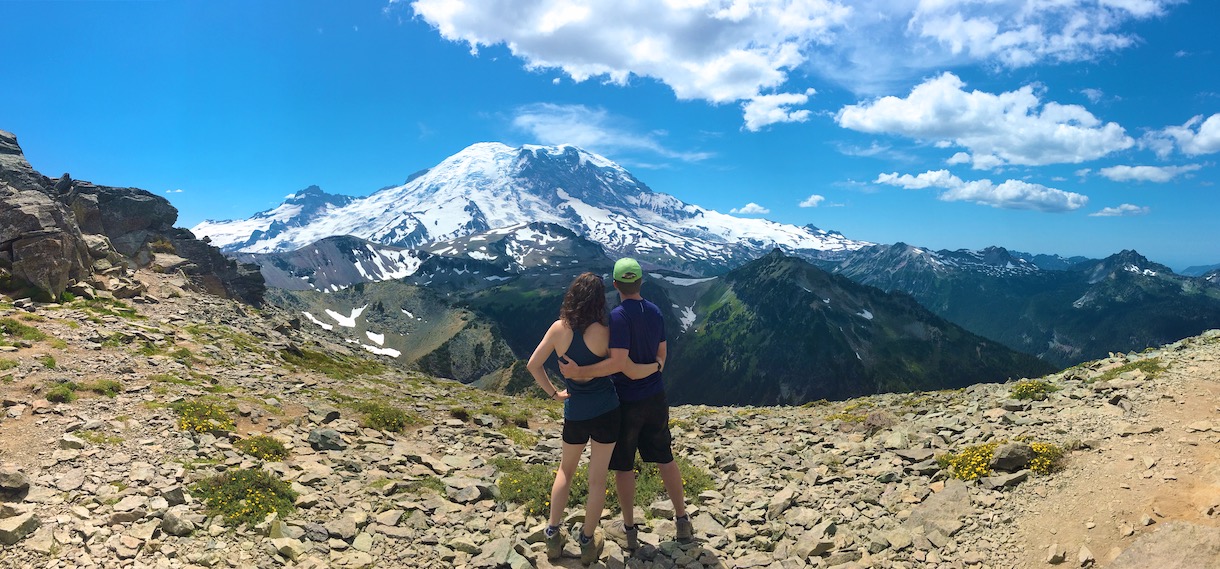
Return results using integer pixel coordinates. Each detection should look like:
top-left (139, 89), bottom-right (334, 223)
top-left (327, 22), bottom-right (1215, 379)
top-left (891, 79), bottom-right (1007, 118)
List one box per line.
top-left (526, 272), bottom-right (659, 564)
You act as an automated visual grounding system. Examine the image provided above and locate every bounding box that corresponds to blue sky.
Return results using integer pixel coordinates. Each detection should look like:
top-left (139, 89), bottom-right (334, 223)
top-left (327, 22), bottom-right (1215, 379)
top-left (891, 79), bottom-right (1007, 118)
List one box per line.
top-left (2, 0), bottom-right (1217, 270)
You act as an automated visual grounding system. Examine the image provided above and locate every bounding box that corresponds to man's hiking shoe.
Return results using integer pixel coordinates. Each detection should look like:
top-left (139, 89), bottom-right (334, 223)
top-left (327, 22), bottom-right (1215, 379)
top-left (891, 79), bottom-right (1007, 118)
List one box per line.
top-left (544, 527), bottom-right (566, 560)
top-left (605, 520), bottom-right (639, 550)
top-left (578, 528), bottom-right (604, 565)
top-left (675, 515), bottom-right (694, 541)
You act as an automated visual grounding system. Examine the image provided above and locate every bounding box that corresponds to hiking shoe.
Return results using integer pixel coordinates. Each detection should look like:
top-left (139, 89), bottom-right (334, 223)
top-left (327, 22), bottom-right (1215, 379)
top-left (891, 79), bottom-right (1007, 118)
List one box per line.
top-left (675, 515), bottom-right (693, 542)
top-left (544, 526), bottom-right (566, 560)
top-left (578, 528), bottom-right (604, 565)
top-left (605, 520), bottom-right (639, 550)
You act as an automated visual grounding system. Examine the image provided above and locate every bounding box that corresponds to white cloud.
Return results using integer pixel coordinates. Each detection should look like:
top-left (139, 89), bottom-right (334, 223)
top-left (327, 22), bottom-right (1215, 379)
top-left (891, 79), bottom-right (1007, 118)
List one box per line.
top-left (799, 194), bottom-right (826, 208)
top-left (1146, 113), bottom-right (1220, 157)
top-left (741, 89), bottom-right (816, 131)
top-left (165, 189), bottom-right (184, 194)
top-left (404, 0), bottom-right (1180, 125)
top-left (1098, 164), bottom-right (1202, 183)
top-left (875, 169), bottom-right (1088, 212)
top-left (730, 202), bottom-right (770, 214)
top-left (511, 103), bottom-right (711, 162)
top-left (1081, 88), bottom-right (1105, 104)
top-left (837, 73), bottom-right (1134, 169)
top-left (1089, 203), bottom-right (1151, 217)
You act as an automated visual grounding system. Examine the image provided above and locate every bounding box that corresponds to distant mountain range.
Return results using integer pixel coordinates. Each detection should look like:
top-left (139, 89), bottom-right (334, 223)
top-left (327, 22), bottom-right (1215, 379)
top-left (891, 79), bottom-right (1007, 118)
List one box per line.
top-left (832, 244), bottom-right (1220, 367)
top-left (193, 143), bottom-right (870, 275)
top-left (188, 139), bottom-right (1220, 403)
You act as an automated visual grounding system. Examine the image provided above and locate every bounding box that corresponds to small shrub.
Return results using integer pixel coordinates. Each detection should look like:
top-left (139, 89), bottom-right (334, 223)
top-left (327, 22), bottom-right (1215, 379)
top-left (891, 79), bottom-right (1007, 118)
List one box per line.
top-left (0, 359), bottom-right (16, 371)
top-left (449, 407), bottom-right (471, 422)
top-left (59, 291), bottom-right (76, 303)
top-left (356, 401), bottom-right (420, 433)
top-left (84, 379), bottom-right (123, 397)
top-left (174, 400), bottom-right (235, 433)
top-left (1028, 442), bottom-right (1065, 475)
top-left (191, 468), bottom-right (297, 528)
top-left (149, 237), bottom-right (176, 254)
top-left (478, 404), bottom-right (530, 428)
top-left (39, 354), bottom-right (57, 369)
top-left (46, 384), bottom-right (77, 403)
top-left (498, 424), bottom-right (539, 447)
top-left (1094, 358), bottom-right (1166, 383)
top-left (494, 458), bottom-right (557, 517)
top-left (234, 435), bottom-right (289, 461)
top-left (402, 476), bottom-right (446, 495)
top-left (1010, 379), bottom-right (1058, 400)
top-left (939, 442), bottom-right (999, 481)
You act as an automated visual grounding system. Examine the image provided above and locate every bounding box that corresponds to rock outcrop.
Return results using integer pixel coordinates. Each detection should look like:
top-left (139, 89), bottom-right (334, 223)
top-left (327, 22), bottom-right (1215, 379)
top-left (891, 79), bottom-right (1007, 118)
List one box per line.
top-left (0, 129), bottom-right (264, 304)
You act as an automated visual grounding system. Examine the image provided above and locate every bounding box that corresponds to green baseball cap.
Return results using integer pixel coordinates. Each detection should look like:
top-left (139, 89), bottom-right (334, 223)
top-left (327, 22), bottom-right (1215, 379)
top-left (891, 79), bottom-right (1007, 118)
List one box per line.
top-left (613, 258), bottom-right (643, 283)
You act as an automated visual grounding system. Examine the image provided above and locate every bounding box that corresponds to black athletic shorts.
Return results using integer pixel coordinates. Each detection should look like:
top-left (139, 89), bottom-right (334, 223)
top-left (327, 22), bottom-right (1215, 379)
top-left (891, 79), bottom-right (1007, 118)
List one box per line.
top-left (562, 407), bottom-right (621, 445)
top-left (609, 391), bottom-right (674, 471)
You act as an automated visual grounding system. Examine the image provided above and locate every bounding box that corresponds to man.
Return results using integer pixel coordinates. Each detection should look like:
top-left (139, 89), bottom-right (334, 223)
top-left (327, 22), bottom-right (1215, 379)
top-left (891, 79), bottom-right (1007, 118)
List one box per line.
top-left (559, 258), bottom-right (692, 549)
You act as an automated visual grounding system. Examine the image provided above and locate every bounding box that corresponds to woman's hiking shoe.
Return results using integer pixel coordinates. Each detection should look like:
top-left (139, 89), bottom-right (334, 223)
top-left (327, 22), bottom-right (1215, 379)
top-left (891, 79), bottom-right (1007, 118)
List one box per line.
top-left (605, 520), bottom-right (639, 550)
top-left (544, 526), bottom-right (566, 560)
top-left (675, 515), bottom-right (694, 541)
top-left (578, 528), bottom-right (604, 565)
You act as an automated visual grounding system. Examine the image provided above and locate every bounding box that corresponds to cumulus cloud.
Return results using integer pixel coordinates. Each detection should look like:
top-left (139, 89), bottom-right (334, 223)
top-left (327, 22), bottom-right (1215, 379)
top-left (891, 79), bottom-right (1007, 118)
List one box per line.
top-left (403, 0), bottom-right (1180, 126)
top-left (742, 89), bottom-right (816, 132)
top-left (1098, 164), bottom-right (1202, 183)
top-left (512, 103), bottom-right (711, 163)
top-left (1089, 203), bottom-right (1151, 217)
top-left (875, 169), bottom-right (1088, 212)
top-left (731, 202), bottom-right (771, 214)
top-left (837, 73), bottom-right (1134, 169)
top-left (1145, 113), bottom-right (1220, 157)
top-left (166, 189), bottom-right (184, 194)
top-left (799, 194), bottom-right (826, 208)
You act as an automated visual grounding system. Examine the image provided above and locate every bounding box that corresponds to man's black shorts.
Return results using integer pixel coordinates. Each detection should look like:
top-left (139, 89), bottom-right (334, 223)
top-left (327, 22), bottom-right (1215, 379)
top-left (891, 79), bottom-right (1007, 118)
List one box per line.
top-left (562, 407), bottom-right (621, 445)
top-left (609, 391), bottom-right (674, 471)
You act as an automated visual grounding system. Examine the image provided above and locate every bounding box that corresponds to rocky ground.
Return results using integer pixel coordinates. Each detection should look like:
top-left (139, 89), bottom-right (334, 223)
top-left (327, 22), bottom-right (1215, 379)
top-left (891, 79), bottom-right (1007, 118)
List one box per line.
top-left (1, 269), bottom-right (1219, 569)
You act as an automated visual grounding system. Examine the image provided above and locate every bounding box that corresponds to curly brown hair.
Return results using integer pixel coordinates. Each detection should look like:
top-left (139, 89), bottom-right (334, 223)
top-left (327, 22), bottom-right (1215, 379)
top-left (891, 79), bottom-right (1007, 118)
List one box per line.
top-left (560, 272), bottom-right (607, 332)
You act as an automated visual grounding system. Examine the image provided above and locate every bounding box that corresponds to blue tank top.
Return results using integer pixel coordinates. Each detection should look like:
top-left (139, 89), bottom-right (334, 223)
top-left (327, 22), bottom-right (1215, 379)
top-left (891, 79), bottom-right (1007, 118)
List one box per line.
top-left (561, 325), bottom-right (619, 421)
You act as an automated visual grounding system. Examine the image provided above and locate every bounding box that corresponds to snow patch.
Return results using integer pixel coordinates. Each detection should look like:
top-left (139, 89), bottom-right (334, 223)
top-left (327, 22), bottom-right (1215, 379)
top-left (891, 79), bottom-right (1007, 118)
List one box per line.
top-left (302, 312), bottom-right (333, 330)
top-left (856, 309), bottom-right (874, 320)
top-left (361, 344), bottom-right (401, 358)
top-left (325, 305), bottom-right (367, 328)
top-left (365, 331), bottom-right (385, 346)
top-left (650, 273), bottom-right (716, 286)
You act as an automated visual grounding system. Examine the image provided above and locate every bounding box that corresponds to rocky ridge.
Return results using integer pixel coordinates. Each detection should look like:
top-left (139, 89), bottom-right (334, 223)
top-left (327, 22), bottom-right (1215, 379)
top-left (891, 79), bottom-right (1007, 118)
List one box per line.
top-left (0, 130), bottom-right (264, 305)
top-left (1, 269), bottom-right (1219, 568)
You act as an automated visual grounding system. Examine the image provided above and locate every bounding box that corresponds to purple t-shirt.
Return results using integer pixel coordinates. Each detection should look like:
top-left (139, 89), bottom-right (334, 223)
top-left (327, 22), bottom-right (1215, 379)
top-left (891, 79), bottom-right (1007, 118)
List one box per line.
top-left (609, 298), bottom-right (666, 402)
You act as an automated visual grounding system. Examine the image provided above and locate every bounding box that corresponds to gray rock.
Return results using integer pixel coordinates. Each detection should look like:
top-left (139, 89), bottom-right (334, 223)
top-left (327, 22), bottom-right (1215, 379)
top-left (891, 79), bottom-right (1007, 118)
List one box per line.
top-left (1108, 522), bottom-right (1220, 569)
top-left (161, 508), bottom-right (196, 537)
top-left (326, 514), bottom-right (358, 540)
top-left (307, 429), bottom-right (347, 451)
top-left (991, 442), bottom-right (1035, 472)
top-left (0, 466), bottom-right (31, 500)
top-left (904, 480), bottom-right (970, 537)
top-left (0, 512), bottom-right (40, 545)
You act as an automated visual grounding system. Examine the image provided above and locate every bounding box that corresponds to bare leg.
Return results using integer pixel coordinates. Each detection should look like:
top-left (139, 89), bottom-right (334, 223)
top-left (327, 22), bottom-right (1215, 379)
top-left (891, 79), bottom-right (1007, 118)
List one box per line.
top-left (615, 469), bottom-right (636, 526)
top-left (549, 442), bottom-right (586, 527)
top-left (656, 461), bottom-right (687, 518)
top-left (582, 440), bottom-right (615, 537)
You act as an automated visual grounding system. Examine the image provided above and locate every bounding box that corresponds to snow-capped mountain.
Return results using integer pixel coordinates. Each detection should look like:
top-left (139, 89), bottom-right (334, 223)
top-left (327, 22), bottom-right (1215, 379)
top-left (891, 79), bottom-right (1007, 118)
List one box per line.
top-left (192, 143), bottom-right (870, 273)
top-left (194, 186), bottom-right (354, 252)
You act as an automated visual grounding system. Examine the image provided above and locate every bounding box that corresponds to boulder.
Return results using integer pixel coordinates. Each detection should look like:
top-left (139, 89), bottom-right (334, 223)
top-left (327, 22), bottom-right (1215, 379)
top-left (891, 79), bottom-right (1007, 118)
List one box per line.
top-left (1108, 522), bottom-right (1220, 569)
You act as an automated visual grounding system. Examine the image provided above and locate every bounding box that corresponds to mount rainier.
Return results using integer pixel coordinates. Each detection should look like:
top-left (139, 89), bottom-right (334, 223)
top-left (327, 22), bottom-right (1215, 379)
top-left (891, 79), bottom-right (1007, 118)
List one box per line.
top-left (192, 143), bottom-right (869, 274)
